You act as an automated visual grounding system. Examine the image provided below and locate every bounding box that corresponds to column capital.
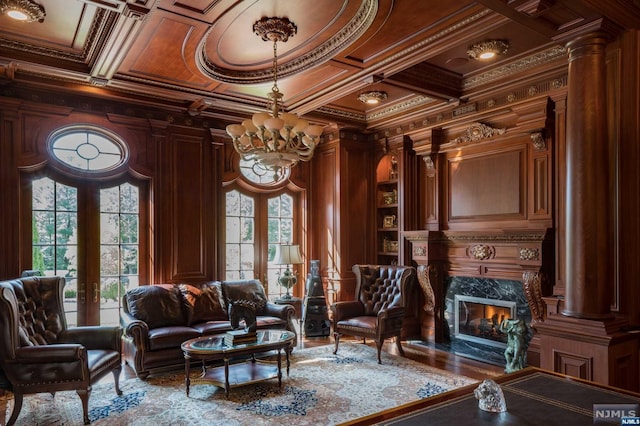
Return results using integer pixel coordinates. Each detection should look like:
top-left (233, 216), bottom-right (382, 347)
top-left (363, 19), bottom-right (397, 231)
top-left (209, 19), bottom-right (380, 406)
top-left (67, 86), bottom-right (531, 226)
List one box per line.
top-left (554, 18), bottom-right (624, 47)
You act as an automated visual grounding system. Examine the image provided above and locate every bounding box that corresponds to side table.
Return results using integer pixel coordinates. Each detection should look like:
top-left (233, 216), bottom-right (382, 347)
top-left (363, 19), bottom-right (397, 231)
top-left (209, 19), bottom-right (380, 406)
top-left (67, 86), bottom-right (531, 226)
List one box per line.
top-left (274, 296), bottom-right (303, 336)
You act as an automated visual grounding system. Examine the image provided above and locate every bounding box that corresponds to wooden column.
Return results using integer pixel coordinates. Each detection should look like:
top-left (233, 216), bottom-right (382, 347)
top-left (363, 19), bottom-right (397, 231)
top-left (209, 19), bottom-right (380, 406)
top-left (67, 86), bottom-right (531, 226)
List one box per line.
top-left (562, 32), bottom-right (613, 319)
top-left (536, 29), bottom-right (640, 392)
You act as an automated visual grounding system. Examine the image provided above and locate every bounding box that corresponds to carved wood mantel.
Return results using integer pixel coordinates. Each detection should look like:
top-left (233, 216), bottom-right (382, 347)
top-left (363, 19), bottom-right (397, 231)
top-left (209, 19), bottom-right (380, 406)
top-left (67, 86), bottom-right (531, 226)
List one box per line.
top-left (403, 229), bottom-right (553, 345)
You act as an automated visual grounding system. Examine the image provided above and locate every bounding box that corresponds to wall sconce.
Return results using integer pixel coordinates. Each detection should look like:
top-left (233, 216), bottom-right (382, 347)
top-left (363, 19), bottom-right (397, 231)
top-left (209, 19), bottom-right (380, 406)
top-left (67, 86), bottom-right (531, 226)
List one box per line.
top-left (0, 0), bottom-right (46, 23)
top-left (358, 91), bottom-right (388, 105)
top-left (467, 40), bottom-right (509, 60)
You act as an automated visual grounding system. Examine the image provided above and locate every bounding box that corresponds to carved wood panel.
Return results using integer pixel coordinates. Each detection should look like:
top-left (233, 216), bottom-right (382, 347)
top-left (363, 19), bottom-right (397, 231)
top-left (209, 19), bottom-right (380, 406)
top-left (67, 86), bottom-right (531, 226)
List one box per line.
top-left (160, 132), bottom-right (211, 282)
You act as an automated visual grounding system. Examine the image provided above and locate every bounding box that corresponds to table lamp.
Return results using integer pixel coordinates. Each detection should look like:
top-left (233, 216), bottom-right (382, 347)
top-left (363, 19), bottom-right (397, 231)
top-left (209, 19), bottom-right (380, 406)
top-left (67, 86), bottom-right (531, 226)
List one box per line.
top-left (274, 244), bottom-right (303, 300)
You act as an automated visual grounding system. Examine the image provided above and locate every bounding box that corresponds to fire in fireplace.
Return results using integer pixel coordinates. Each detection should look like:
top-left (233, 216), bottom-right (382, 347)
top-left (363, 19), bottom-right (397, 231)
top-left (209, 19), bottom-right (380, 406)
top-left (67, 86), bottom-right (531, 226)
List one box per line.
top-left (454, 295), bottom-right (517, 348)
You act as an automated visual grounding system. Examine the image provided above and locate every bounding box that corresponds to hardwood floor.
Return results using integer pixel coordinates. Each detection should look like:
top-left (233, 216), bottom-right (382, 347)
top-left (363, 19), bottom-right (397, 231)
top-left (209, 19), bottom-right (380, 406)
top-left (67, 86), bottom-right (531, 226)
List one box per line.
top-left (117, 335), bottom-right (504, 382)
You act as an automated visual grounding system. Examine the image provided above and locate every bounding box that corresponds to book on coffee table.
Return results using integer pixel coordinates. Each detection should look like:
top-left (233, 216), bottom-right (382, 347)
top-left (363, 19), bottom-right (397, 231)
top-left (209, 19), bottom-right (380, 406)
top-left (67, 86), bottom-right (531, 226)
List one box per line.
top-left (224, 330), bottom-right (257, 346)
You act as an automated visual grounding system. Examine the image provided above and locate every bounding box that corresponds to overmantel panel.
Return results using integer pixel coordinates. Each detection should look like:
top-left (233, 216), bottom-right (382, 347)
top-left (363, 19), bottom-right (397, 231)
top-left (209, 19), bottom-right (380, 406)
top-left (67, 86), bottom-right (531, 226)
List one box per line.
top-left (406, 229), bottom-right (550, 279)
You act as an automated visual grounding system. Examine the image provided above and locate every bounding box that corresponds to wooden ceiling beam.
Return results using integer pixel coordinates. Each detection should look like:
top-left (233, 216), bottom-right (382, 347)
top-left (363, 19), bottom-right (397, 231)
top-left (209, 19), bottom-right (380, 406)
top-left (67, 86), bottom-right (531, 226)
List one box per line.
top-left (383, 63), bottom-right (463, 101)
top-left (473, 0), bottom-right (561, 38)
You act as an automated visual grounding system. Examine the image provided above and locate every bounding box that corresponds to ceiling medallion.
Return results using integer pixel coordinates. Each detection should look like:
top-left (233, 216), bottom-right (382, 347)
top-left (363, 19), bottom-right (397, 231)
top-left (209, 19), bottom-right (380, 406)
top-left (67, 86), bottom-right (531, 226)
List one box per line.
top-left (226, 17), bottom-right (323, 182)
top-left (253, 16), bottom-right (297, 43)
top-left (197, 0), bottom-right (377, 84)
top-left (0, 0), bottom-right (45, 23)
top-left (358, 91), bottom-right (388, 105)
top-left (467, 40), bottom-right (509, 60)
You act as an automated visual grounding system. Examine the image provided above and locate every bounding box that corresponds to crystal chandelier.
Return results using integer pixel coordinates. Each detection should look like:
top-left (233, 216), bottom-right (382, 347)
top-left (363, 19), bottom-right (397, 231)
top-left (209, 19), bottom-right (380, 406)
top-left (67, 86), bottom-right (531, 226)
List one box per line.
top-left (226, 17), bottom-right (323, 181)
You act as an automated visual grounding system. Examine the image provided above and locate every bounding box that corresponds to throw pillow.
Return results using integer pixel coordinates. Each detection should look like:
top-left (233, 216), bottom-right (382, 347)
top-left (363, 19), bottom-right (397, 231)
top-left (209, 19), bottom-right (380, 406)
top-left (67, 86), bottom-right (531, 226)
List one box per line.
top-left (178, 283), bottom-right (227, 324)
top-left (125, 285), bottom-right (186, 329)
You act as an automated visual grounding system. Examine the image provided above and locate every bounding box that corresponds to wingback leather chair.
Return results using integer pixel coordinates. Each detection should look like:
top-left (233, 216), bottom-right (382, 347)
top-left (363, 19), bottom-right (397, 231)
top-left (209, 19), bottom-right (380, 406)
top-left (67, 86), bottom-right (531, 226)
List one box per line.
top-left (0, 276), bottom-right (122, 425)
top-left (331, 264), bottom-right (417, 364)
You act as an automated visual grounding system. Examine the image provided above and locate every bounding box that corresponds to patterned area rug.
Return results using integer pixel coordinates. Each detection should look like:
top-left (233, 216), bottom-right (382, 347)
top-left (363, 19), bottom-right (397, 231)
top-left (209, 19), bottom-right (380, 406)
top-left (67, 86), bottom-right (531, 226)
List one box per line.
top-left (4, 343), bottom-right (477, 425)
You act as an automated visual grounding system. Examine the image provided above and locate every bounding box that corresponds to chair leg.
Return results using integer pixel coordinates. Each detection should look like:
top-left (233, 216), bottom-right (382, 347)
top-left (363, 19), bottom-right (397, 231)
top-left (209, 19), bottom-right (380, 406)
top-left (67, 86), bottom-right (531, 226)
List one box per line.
top-left (375, 340), bottom-right (383, 364)
top-left (77, 388), bottom-right (91, 425)
top-left (112, 364), bottom-right (123, 396)
top-left (7, 392), bottom-right (23, 426)
top-left (396, 336), bottom-right (405, 356)
top-left (333, 332), bottom-right (341, 354)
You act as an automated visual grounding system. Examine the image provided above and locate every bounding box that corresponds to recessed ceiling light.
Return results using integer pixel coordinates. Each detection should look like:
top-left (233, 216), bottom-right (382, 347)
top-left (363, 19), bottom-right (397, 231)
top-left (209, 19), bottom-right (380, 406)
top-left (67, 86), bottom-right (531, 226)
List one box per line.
top-left (358, 91), bottom-right (388, 105)
top-left (467, 40), bottom-right (509, 60)
top-left (0, 0), bottom-right (45, 23)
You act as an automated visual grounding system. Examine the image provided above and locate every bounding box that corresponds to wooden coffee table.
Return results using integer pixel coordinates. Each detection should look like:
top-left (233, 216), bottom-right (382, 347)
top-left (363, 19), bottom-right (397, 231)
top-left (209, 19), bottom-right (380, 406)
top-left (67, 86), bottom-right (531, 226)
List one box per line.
top-left (181, 329), bottom-right (295, 398)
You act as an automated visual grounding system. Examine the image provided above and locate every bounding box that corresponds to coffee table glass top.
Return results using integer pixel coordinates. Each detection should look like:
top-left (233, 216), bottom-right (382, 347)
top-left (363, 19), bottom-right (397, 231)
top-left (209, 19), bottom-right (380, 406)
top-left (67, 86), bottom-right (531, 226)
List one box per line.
top-left (182, 329), bottom-right (295, 355)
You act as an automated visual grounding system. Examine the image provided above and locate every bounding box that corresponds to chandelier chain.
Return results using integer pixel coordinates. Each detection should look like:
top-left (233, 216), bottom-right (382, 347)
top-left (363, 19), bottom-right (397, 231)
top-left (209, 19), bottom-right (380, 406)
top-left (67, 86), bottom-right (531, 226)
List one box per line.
top-left (226, 17), bottom-right (323, 182)
top-left (272, 40), bottom-right (279, 95)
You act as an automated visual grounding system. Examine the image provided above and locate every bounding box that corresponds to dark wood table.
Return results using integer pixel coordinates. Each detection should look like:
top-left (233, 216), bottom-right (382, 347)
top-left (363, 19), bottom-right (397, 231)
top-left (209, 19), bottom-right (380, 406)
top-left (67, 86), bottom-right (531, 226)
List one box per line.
top-left (341, 367), bottom-right (640, 426)
top-left (274, 296), bottom-right (302, 320)
top-left (274, 296), bottom-right (303, 337)
top-left (181, 329), bottom-right (295, 398)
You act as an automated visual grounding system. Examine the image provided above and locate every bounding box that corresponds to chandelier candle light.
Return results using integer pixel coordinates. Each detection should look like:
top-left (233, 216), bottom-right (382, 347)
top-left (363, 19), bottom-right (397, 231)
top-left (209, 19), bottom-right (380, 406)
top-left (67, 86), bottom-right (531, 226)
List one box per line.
top-left (226, 17), bottom-right (323, 181)
top-left (273, 243), bottom-right (304, 300)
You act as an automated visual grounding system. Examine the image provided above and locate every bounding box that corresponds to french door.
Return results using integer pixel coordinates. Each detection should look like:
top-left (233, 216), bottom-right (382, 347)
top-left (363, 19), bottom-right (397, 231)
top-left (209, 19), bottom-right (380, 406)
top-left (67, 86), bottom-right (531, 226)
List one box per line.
top-left (225, 187), bottom-right (303, 300)
top-left (29, 174), bottom-right (147, 326)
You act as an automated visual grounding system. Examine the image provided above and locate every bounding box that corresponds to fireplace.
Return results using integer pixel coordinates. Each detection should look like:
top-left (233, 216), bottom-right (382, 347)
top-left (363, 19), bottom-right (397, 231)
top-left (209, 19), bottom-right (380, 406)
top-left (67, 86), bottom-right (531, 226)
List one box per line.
top-left (404, 228), bottom-right (552, 367)
top-left (441, 276), bottom-right (533, 365)
top-left (454, 295), bottom-right (516, 348)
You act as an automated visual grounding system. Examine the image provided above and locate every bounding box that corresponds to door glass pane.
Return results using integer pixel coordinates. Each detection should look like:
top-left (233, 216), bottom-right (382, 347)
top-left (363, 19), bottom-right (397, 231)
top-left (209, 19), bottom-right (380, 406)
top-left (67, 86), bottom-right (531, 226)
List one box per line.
top-left (31, 177), bottom-right (78, 327)
top-left (267, 193), bottom-right (296, 300)
top-left (225, 190), bottom-right (256, 280)
top-left (99, 182), bottom-right (139, 326)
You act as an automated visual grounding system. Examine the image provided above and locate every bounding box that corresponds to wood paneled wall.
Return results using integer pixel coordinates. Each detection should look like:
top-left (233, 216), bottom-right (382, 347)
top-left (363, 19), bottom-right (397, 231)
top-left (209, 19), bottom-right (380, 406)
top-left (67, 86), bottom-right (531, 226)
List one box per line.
top-left (309, 134), bottom-right (374, 304)
top-left (0, 98), bottom-right (219, 284)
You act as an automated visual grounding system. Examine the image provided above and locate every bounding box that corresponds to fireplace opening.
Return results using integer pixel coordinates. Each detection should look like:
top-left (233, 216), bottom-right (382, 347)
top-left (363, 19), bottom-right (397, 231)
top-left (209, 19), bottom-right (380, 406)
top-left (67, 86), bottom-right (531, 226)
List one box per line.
top-left (454, 295), bottom-right (516, 348)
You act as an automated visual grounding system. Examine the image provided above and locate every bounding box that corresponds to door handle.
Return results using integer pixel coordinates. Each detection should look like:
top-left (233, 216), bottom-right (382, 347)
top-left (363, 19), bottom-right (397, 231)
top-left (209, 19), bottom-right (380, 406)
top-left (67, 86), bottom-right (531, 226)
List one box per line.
top-left (93, 282), bottom-right (99, 303)
top-left (79, 282), bottom-right (86, 303)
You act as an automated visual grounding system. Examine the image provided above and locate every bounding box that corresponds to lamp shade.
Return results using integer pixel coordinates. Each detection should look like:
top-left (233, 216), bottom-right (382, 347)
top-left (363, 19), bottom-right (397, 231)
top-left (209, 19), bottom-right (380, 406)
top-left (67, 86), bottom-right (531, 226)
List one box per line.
top-left (273, 244), bottom-right (303, 265)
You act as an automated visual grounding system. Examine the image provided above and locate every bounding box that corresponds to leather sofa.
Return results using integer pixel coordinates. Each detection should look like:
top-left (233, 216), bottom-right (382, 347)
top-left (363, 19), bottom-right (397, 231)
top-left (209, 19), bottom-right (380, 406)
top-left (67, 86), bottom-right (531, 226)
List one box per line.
top-left (120, 279), bottom-right (295, 378)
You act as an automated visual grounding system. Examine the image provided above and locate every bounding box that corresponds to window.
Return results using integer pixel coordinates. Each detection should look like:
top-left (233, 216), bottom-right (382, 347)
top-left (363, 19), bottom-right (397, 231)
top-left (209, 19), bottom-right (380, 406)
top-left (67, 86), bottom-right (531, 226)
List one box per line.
top-left (31, 177), bottom-right (140, 326)
top-left (225, 190), bottom-right (255, 280)
top-left (27, 126), bottom-right (145, 326)
top-left (239, 158), bottom-right (289, 185)
top-left (32, 177), bottom-right (79, 325)
top-left (49, 127), bottom-right (126, 172)
top-left (99, 183), bottom-right (140, 325)
top-left (225, 188), bottom-right (301, 300)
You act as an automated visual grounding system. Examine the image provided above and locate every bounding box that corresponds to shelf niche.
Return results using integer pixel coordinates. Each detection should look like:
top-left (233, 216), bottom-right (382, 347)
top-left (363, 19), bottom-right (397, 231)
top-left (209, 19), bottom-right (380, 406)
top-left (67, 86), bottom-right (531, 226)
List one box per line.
top-left (376, 153), bottom-right (399, 264)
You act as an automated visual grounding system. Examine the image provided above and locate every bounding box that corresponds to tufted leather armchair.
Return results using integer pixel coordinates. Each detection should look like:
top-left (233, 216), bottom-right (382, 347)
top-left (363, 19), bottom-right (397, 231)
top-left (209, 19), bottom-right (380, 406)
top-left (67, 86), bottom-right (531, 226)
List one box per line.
top-left (0, 276), bottom-right (122, 425)
top-left (331, 264), bottom-right (417, 364)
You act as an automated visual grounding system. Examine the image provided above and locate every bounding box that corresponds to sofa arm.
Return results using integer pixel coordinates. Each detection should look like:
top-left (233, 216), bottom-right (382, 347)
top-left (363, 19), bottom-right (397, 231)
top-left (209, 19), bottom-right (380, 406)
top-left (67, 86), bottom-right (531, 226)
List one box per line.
top-left (120, 311), bottom-right (150, 351)
top-left (331, 301), bottom-right (364, 323)
top-left (59, 326), bottom-right (121, 351)
top-left (263, 301), bottom-right (294, 320)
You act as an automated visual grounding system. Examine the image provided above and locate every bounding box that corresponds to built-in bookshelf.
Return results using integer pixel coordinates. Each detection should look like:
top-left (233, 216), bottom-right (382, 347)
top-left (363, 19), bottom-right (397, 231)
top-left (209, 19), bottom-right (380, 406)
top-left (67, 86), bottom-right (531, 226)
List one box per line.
top-left (376, 153), bottom-right (399, 264)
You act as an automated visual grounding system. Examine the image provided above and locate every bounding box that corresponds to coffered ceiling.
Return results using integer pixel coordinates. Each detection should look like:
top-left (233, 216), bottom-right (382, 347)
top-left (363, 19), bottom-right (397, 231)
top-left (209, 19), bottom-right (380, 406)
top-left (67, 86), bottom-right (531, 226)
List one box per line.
top-left (0, 0), bottom-right (638, 133)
